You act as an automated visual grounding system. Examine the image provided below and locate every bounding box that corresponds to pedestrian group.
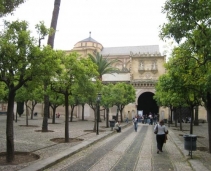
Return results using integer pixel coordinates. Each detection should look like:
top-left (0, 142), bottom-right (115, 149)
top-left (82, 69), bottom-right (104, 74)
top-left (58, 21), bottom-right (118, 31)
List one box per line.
top-left (114, 112), bottom-right (169, 154)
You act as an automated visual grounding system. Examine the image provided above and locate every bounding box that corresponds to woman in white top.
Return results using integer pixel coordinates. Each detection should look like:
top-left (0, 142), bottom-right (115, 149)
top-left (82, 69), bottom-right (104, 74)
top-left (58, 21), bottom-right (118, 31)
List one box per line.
top-left (114, 121), bottom-right (121, 132)
top-left (154, 120), bottom-right (168, 153)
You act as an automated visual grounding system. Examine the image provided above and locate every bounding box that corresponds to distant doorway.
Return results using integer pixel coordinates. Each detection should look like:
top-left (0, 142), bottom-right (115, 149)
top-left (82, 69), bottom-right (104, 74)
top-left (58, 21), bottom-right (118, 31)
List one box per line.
top-left (137, 92), bottom-right (158, 115)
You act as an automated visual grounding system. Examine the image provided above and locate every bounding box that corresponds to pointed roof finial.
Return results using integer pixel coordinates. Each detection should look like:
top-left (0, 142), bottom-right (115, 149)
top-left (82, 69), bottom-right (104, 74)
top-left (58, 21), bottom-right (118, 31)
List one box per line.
top-left (89, 31), bottom-right (91, 38)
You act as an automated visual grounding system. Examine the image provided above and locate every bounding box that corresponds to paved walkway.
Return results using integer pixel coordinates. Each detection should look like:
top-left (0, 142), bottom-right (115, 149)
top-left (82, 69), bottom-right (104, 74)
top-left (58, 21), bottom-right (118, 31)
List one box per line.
top-left (0, 114), bottom-right (211, 171)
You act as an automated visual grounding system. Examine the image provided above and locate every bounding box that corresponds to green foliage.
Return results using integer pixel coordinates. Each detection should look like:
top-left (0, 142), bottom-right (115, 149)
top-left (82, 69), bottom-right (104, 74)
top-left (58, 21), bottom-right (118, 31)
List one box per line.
top-left (160, 0), bottom-right (211, 43)
top-left (157, 0), bottom-right (211, 151)
top-left (160, 0), bottom-right (211, 63)
top-left (51, 52), bottom-right (99, 94)
top-left (15, 81), bottom-right (44, 103)
top-left (36, 21), bottom-right (55, 47)
top-left (112, 82), bottom-right (136, 107)
top-left (0, 20), bottom-right (62, 89)
top-left (154, 73), bottom-right (185, 108)
top-left (0, 20), bottom-right (63, 161)
top-left (0, 0), bottom-right (26, 17)
top-left (88, 52), bottom-right (119, 80)
top-left (107, 82), bottom-right (136, 121)
top-left (36, 21), bottom-right (53, 38)
top-left (0, 20), bottom-right (35, 88)
top-left (101, 84), bottom-right (114, 108)
top-left (47, 88), bottom-right (64, 107)
top-left (75, 79), bottom-right (102, 107)
top-left (50, 51), bottom-right (100, 109)
top-left (159, 0), bottom-right (211, 108)
top-left (0, 82), bottom-right (7, 102)
top-left (100, 83), bottom-right (135, 122)
top-left (154, 42), bottom-right (203, 108)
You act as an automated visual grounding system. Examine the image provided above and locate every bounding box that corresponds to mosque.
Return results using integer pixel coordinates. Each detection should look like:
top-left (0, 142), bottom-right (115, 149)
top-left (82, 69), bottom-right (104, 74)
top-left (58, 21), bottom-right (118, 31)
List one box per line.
top-left (65, 33), bottom-right (168, 121)
top-left (1, 33), bottom-right (207, 122)
top-left (64, 32), bottom-right (207, 122)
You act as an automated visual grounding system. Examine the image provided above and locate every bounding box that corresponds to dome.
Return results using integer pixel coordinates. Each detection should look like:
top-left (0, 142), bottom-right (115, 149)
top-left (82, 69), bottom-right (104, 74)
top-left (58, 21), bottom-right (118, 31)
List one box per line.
top-left (78, 36), bottom-right (99, 43)
top-left (73, 32), bottom-right (103, 51)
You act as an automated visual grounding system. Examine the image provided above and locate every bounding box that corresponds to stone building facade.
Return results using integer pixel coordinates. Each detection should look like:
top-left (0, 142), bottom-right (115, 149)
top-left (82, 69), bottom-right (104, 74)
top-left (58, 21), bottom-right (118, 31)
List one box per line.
top-left (3, 33), bottom-right (206, 122)
top-left (66, 34), bottom-right (169, 121)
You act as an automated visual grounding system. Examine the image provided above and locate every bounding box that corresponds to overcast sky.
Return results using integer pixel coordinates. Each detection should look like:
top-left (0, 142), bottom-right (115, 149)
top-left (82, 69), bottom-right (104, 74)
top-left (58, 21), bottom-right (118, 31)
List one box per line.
top-left (2, 0), bottom-right (168, 54)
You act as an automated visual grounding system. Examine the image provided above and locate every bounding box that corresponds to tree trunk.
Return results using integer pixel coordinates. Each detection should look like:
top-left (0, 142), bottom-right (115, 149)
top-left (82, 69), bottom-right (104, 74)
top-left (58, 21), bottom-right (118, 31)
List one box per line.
top-left (206, 92), bottom-right (211, 153)
top-left (43, 0), bottom-right (61, 131)
top-left (42, 84), bottom-right (49, 132)
top-left (170, 108), bottom-right (173, 124)
top-left (99, 111), bottom-right (102, 122)
top-left (25, 102), bottom-right (28, 126)
top-left (119, 108), bottom-right (123, 122)
top-left (96, 103), bottom-right (99, 135)
top-left (174, 110), bottom-right (178, 127)
top-left (106, 108), bottom-right (109, 128)
top-left (116, 107), bottom-right (119, 121)
top-left (64, 92), bottom-right (69, 142)
top-left (52, 107), bottom-right (56, 124)
top-left (15, 106), bottom-right (18, 123)
top-left (6, 90), bottom-right (15, 162)
top-left (190, 106), bottom-right (194, 134)
top-left (70, 105), bottom-right (75, 122)
top-left (82, 104), bottom-right (85, 120)
top-left (179, 106), bottom-right (183, 131)
top-left (30, 101), bottom-right (33, 120)
top-left (30, 101), bottom-right (37, 120)
top-left (194, 106), bottom-right (199, 126)
top-left (93, 107), bottom-right (97, 131)
top-left (47, 0), bottom-right (61, 48)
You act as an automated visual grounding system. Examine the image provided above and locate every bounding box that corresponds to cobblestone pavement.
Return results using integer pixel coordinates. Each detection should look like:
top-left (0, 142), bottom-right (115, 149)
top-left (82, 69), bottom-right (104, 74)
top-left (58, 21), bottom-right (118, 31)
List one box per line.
top-left (167, 122), bottom-right (211, 171)
top-left (0, 114), bottom-right (211, 171)
top-left (45, 124), bottom-right (193, 171)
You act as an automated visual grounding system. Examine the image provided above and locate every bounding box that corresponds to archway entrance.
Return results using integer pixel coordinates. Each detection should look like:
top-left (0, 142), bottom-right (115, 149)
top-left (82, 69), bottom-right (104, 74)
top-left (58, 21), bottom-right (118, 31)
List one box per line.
top-left (137, 92), bottom-right (158, 115)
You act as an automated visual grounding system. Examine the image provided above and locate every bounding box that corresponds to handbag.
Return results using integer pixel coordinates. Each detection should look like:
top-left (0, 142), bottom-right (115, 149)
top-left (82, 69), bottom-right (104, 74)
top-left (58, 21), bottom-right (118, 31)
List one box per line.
top-left (154, 125), bottom-right (158, 134)
top-left (164, 134), bottom-right (168, 143)
top-left (164, 129), bottom-right (168, 143)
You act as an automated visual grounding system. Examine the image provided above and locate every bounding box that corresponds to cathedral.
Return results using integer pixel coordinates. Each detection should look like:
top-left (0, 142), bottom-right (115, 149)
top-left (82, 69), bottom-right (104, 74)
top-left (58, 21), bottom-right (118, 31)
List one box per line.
top-left (1, 33), bottom-right (207, 122)
top-left (66, 33), bottom-right (168, 120)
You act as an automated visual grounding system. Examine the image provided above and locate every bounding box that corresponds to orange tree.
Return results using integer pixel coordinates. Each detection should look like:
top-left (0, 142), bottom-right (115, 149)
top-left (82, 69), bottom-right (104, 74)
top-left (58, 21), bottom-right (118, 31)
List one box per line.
top-left (0, 20), bottom-right (62, 162)
top-left (160, 0), bottom-right (211, 153)
top-left (111, 83), bottom-right (136, 122)
top-left (50, 52), bottom-right (99, 142)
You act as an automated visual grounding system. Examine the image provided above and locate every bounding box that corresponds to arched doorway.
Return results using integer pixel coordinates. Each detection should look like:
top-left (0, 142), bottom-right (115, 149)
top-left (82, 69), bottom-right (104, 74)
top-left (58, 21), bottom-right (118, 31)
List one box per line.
top-left (137, 92), bottom-right (158, 115)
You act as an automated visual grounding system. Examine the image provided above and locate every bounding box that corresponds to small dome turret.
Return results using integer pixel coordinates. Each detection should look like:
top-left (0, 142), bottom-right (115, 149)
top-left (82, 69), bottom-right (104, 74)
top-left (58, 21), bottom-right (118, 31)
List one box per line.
top-left (73, 32), bottom-right (103, 52)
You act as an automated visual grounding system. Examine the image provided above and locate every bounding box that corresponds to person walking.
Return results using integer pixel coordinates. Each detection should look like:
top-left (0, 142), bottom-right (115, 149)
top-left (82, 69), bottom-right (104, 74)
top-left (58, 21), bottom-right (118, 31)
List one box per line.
top-left (149, 112), bottom-right (153, 125)
top-left (125, 117), bottom-right (129, 123)
top-left (133, 116), bottom-right (138, 132)
top-left (153, 114), bottom-right (157, 125)
top-left (154, 120), bottom-right (168, 153)
top-left (144, 114), bottom-right (148, 124)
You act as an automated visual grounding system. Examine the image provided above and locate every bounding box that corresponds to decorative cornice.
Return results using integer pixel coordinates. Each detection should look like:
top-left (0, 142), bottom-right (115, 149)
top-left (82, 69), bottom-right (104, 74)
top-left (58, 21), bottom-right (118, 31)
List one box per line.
top-left (130, 51), bottom-right (161, 58)
top-left (102, 81), bottom-right (131, 85)
top-left (131, 80), bottom-right (157, 87)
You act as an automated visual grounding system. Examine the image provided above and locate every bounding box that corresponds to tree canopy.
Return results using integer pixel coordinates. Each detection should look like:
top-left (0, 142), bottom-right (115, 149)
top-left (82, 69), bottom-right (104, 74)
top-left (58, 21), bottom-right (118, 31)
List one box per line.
top-left (0, 0), bottom-right (26, 17)
top-left (160, 0), bottom-right (211, 153)
top-left (51, 52), bottom-right (99, 141)
top-left (88, 52), bottom-right (119, 81)
top-left (0, 20), bottom-right (62, 162)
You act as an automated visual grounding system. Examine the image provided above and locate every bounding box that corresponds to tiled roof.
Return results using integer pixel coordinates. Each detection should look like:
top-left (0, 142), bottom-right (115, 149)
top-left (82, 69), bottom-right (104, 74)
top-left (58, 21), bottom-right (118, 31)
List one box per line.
top-left (78, 37), bottom-right (99, 43)
top-left (101, 45), bottom-right (160, 56)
